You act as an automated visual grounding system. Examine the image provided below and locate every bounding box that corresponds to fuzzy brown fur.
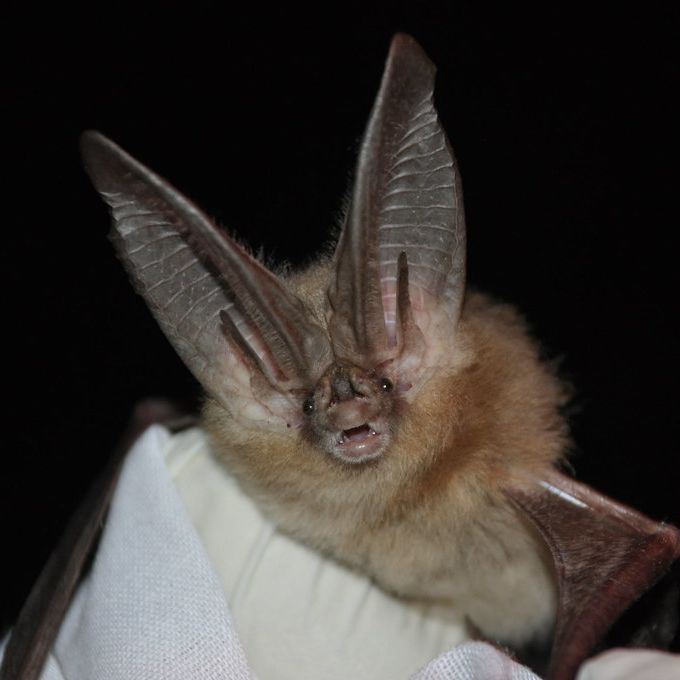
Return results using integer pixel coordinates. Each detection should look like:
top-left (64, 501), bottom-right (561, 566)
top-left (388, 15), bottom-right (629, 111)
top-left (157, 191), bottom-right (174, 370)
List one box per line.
top-left (204, 259), bottom-right (570, 645)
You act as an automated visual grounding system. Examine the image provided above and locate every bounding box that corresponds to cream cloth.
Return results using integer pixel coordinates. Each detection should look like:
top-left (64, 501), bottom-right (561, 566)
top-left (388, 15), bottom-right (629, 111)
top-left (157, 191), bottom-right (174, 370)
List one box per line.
top-left (2, 425), bottom-right (541, 679)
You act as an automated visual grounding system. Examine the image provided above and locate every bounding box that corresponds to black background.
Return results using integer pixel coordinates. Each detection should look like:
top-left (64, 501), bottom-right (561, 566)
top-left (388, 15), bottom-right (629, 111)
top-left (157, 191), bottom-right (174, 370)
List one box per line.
top-left (2, 3), bottom-right (678, 630)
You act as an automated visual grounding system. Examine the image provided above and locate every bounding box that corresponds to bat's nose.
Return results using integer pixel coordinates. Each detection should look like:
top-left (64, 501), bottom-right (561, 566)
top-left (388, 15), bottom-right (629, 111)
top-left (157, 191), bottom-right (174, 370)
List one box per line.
top-left (319, 363), bottom-right (376, 409)
top-left (332, 374), bottom-right (354, 401)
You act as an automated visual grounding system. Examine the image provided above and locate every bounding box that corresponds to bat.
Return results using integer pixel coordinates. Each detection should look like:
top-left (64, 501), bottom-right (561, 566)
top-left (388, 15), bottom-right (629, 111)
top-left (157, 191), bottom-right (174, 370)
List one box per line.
top-left (77, 32), bottom-right (680, 679)
top-left (2, 33), bottom-right (677, 680)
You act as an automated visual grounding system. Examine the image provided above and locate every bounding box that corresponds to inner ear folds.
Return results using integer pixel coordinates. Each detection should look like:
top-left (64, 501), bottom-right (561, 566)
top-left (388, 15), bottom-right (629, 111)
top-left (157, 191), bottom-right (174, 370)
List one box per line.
top-left (327, 34), bottom-right (466, 374)
top-left (81, 131), bottom-right (331, 415)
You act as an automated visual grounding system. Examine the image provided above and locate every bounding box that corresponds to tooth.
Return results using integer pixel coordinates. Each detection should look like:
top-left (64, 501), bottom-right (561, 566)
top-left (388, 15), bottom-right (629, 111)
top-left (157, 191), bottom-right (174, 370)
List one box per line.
top-left (370, 429), bottom-right (377, 436)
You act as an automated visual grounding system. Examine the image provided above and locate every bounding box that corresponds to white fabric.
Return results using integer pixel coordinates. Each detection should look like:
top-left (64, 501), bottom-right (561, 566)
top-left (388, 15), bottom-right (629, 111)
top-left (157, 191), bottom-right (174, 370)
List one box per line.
top-left (576, 648), bottom-right (680, 680)
top-left (3, 425), bottom-right (542, 679)
top-left (55, 426), bottom-right (253, 680)
top-left (416, 642), bottom-right (540, 679)
top-left (166, 427), bottom-right (471, 680)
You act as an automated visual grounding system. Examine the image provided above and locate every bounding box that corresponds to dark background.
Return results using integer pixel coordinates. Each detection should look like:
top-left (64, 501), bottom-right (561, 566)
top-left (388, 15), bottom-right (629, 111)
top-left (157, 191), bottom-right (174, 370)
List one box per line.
top-left (2, 3), bottom-right (677, 630)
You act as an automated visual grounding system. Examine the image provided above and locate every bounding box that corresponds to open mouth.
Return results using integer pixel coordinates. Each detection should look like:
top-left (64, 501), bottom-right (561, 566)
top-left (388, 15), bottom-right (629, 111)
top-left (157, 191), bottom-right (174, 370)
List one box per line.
top-left (334, 423), bottom-right (386, 463)
top-left (338, 423), bottom-right (377, 444)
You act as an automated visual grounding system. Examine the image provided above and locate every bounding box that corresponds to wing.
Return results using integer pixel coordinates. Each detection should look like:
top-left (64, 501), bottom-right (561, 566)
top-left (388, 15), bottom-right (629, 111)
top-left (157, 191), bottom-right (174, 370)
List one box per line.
top-left (80, 132), bottom-right (332, 430)
top-left (328, 34), bottom-right (466, 392)
top-left (507, 468), bottom-right (680, 680)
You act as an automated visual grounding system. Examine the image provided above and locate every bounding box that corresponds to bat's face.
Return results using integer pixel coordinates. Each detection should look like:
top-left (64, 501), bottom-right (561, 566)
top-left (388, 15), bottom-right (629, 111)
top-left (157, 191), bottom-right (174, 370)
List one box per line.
top-left (81, 34), bottom-right (466, 467)
top-left (301, 361), bottom-right (397, 463)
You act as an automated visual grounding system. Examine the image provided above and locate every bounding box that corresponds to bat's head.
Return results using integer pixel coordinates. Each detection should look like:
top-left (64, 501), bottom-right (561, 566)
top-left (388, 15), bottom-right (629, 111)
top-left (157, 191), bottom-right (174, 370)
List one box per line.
top-left (81, 34), bottom-right (466, 470)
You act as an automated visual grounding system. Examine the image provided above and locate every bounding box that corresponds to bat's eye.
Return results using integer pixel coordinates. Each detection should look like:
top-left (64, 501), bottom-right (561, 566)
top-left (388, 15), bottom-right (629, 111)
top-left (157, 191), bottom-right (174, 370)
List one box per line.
top-left (303, 396), bottom-right (315, 414)
top-left (380, 378), bottom-right (393, 392)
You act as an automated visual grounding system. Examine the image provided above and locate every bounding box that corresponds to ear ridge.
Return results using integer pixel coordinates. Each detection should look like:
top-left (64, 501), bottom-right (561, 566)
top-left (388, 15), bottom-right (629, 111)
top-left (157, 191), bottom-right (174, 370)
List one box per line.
top-left (81, 131), bottom-right (330, 418)
top-left (329, 34), bottom-right (466, 366)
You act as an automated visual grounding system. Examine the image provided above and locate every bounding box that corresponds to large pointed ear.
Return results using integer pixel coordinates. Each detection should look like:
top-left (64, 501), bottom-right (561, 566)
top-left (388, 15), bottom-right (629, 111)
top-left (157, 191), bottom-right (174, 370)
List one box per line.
top-left (328, 34), bottom-right (465, 386)
top-left (81, 132), bottom-right (332, 430)
top-left (506, 469), bottom-right (680, 680)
